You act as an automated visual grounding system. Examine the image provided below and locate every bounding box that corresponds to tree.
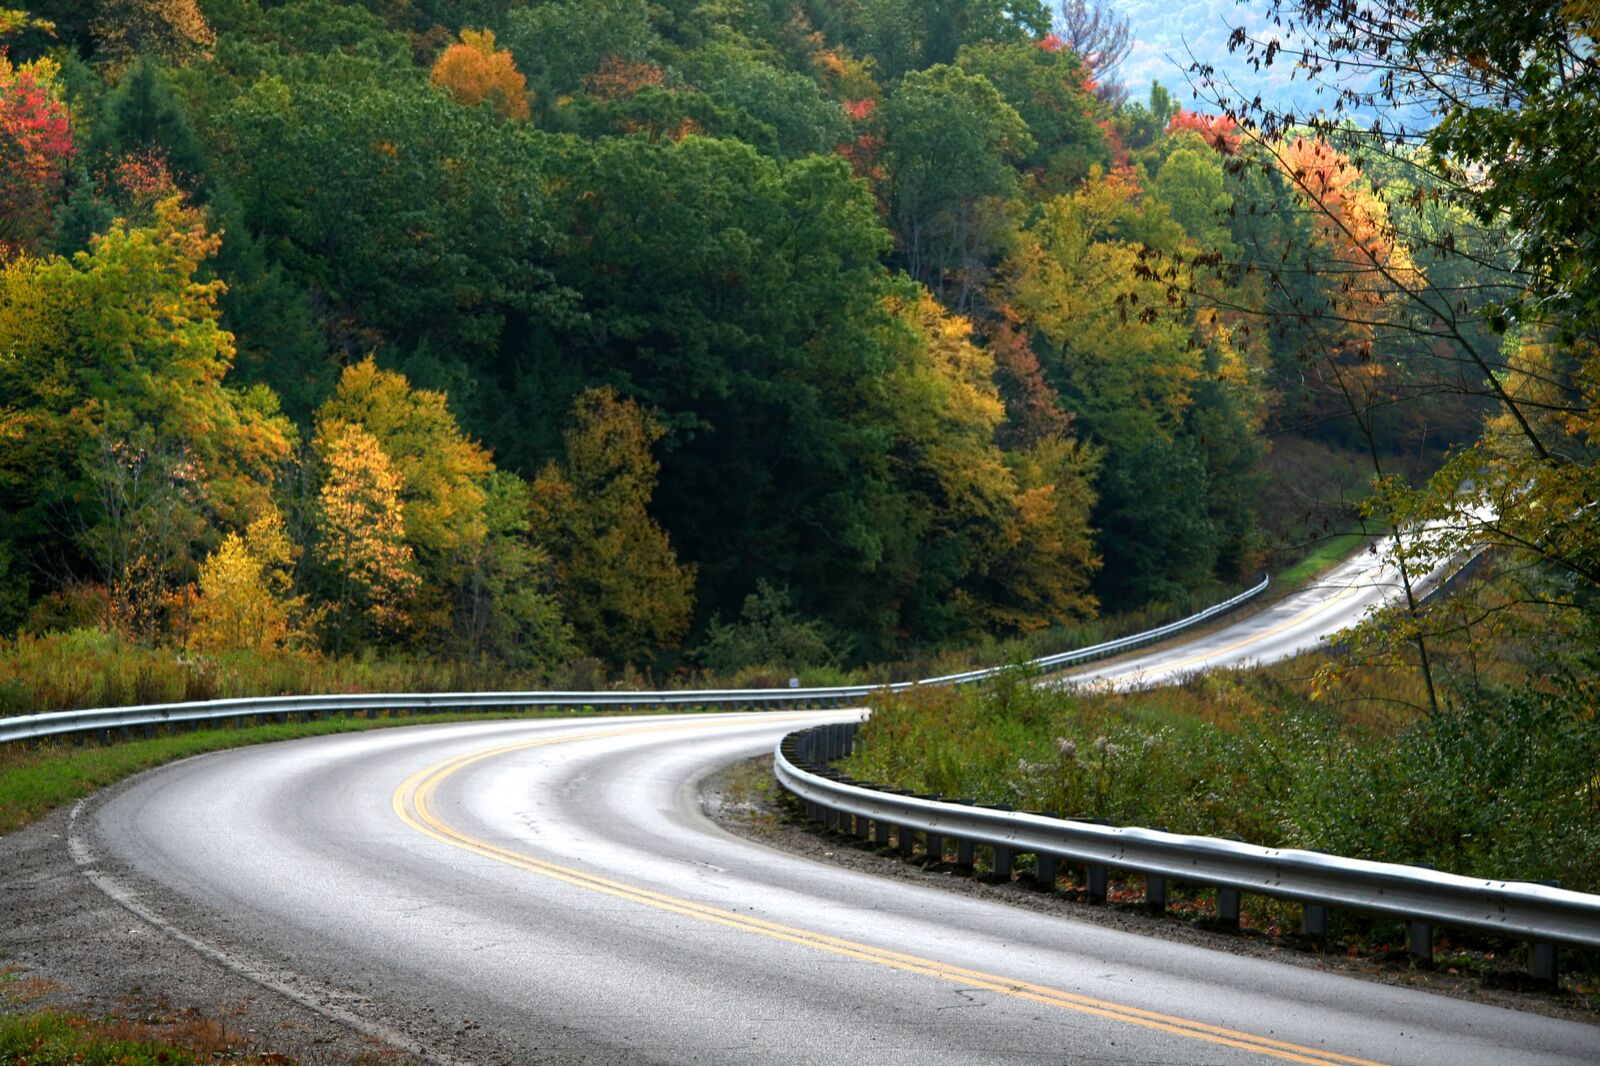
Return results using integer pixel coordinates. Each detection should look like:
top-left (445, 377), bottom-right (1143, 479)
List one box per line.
top-left (0, 51), bottom-right (74, 257)
top-left (315, 356), bottom-right (492, 576)
top-left (536, 137), bottom-right (902, 633)
top-left (883, 64), bottom-right (1033, 308)
top-left (983, 434), bottom-right (1101, 629)
top-left (430, 28), bottom-right (530, 122)
top-left (956, 39), bottom-right (1109, 189)
top-left (1205, 0), bottom-right (1600, 707)
top-left (531, 388), bottom-right (695, 666)
top-left (87, 56), bottom-right (210, 195)
top-left (876, 289), bottom-right (1100, 636)
top-left (91, 0), bottom-right (214, 66)
top-left (0, 196), bottom-right (294, 622)
top-left (189, 508), bottom-right (306, 654)
top-left (1052, 0), bottom-right (1130, 98)
top-left (314, 420), bottom-right (418, 643)
top-left (854, 0), bottom-right (1051, 81)
top-left (213, 68), bottom-right (566, 403)
top-left (455, 471), bottom-right (573, 669)
top-left (502, 0), bottom-right (654, 102)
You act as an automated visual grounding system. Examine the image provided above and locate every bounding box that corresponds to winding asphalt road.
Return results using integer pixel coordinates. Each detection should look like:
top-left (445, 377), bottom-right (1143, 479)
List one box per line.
top-left (78, 545), bottom-right (1597, 1064)
top-left (1064, 529), bottom-right (1461, 691)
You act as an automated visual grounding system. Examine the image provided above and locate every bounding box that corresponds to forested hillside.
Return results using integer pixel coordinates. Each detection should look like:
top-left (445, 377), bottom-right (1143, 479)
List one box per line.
top-left (0, 0), bottom-right (1525, 678)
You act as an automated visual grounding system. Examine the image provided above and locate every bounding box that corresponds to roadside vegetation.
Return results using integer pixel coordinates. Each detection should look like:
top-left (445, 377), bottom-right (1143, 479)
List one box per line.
top-left (0, 577), bottom-right (1258, 718)
top-left (0, 965), bottom-right (304, 1065)
top-left (838, 566), bottom-right (1600, 978)
top-left (849, 642), bottom-right (1600, 894)
top-left (0, 0), bottom-right (1515, 692)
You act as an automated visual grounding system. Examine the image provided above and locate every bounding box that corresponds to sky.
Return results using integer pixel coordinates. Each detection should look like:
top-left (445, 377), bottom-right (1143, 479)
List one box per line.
top-left (1108, 0), bottom-right (1350, 118)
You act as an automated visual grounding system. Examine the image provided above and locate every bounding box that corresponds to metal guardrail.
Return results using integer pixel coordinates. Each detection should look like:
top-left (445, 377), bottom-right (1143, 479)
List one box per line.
top-left (774, 721), bottom-right (1595, 983)
top-left (0, 576), bottom-right (1268, 746)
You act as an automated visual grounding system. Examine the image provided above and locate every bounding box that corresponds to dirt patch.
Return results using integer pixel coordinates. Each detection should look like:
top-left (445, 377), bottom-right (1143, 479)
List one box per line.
top-left (702, 754), bottom-right (1600, 1027)
top-left (0, 803), bottom-right (413, 1065)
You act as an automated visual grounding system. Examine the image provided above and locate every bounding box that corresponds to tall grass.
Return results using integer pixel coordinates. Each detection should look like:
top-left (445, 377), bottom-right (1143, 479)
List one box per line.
top-left (845, 656), bottom-right (1600, 893)
top-left (0, 630), bottom-right (554, 717)
top-left (0, 576), bottom-right (1272, 719)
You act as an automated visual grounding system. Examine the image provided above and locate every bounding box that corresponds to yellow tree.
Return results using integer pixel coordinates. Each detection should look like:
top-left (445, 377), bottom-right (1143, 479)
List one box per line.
top-left (189, 509), bottom-right (306, 654)
top-left (313, 356), bottom-right (492, 635)
top-left (430, 29), bottom-right (530, 122)
top-left (880, 289), bottom-right (1100, 634)
top-left (314, 420), bottom-right (418, 643)
top-left (531, 388), bottom-right (694, 665)
top-left (92, 0), bottom-right (214, 66)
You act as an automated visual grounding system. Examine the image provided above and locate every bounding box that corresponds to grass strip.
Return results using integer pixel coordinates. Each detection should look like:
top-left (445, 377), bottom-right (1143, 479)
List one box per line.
top-left (1274, 531), bottom-right (1372, 591)
top-left (0, 1008), bottom-right (217, 1066)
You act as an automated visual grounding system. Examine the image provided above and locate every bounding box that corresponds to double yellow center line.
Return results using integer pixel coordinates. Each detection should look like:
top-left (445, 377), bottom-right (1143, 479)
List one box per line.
top-left (392, 717), bottom-right (1378, 1066)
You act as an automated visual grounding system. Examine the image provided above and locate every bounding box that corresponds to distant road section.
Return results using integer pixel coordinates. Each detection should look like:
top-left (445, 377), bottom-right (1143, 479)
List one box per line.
top-left (1065, 530), bottom-right (1466, 690)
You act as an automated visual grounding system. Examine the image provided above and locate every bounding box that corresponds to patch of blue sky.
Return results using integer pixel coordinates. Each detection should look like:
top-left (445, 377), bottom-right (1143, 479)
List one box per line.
top-left (1110, 0), bottom-right (1388, 123)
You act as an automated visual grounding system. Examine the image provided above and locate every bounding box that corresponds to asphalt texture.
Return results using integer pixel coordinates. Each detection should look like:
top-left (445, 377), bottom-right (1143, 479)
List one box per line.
top-left (1065, 532), bottom-right (1454, 690)
top-left (53, 538), bottom-right (1600, 1063)
top-left (78, 709), bottom-right (1598, 1065)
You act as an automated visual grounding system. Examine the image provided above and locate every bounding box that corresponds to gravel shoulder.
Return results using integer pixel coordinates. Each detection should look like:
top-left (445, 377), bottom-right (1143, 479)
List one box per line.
top-left (700, 753), bottom-right (1600, 1029)
top-left (0, 763), bottom-right (420, 1065)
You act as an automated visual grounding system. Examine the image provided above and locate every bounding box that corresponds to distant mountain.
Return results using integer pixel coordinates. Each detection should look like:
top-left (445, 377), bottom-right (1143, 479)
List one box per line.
top-left (1114, 0), bottom-right (1379, 122)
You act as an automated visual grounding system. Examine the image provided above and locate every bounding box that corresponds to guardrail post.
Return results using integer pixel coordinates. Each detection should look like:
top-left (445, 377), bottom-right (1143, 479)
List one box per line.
top-left (1530, 880), bottom-right (1559, 988)
top-left (1406, 919), bottom-right (1433, 962)
top-left (982, 805), bottom-right (1015, 881)
top-left (873, 811), bottom-right (892, 847)
top-left (1302, 903), bottom-right (1328, 941)
top-left (1529, 941), bottom-right (1558, 988)
top-left (922, 795), bottom-right (944, 863)
top-left (1144, 873), bottom-right (1166, 914)
top-left (1086, 863), bottom-right (1108, 904)
top-left (954, 799), bottom-right (976, 868)
top-left (1217, 887), bottom-right (1241, 928)
top-left (1028, 812), bottom-right (1058, 889)
top-left (1084, 817), bottom-right (1109, 904)
top-left (1406, 863), bottom-right (1434, 962)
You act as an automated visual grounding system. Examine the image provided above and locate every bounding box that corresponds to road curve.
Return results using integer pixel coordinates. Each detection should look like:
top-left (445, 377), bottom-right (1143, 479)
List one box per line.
top-left (78, 540), bottom-right (1590, 1064)
top-left (85, 711), bottom-right (1597, 1064)
top-left (1063, 531), bottom-right (1456, 690)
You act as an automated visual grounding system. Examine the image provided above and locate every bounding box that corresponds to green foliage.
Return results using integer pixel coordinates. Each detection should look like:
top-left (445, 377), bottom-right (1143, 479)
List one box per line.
top-left (883, 63), bottom-right (1031, 304)
top-left (0, 1010), bottom-right (200, 1066)
top-left (502, 0), bottom-right (655, 100)
top-left (849, 667), bottom-right (1600, 891)
top-left (955, 39), bottom-right (1107, 187)
top-left (88, 56), bottom-right (210, 195)
top-left (698, 580), bottom-right (836, 673)
top-left (0, 199), bottom-right (294, 623)
top-left (456, 470), bottom-right (575, 669)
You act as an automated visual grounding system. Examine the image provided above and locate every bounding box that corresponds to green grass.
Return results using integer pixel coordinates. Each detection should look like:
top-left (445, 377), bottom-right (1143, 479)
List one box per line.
top-left (1274, 531), bottom-right (1373, 590)
top-left (0, 706), bottom-right (740, 837)
top-left (0, 1010), bottom-right (207, 1066)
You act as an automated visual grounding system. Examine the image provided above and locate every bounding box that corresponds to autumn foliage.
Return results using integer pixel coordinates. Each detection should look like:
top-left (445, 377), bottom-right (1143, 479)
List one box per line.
top-left (532, 389), bottom-right (695, 666)
top-left (314, 420), bottom-right (419, 639)
top-left (1166, 109), bottom-right (1240, 154)
top-left (0, 52), bottom-right (73, 257)
top-left (430, 29), bottom-right (530, 122)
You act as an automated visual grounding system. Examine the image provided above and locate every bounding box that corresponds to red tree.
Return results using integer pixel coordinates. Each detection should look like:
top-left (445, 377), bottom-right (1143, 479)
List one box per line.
top-left (0, 53), bottom-right (74, 258)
